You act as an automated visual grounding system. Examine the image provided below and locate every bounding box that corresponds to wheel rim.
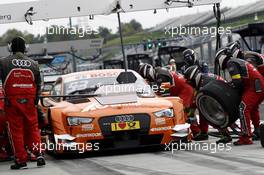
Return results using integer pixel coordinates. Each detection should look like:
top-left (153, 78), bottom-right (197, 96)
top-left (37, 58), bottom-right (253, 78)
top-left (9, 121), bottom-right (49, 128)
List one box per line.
top-left (197, 94), bottom-right (229, 127)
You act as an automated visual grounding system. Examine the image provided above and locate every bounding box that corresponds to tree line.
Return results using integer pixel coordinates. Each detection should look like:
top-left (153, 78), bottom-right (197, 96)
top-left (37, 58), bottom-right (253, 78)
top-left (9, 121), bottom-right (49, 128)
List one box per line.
top-left (0, 19), bottom-right (143, 46)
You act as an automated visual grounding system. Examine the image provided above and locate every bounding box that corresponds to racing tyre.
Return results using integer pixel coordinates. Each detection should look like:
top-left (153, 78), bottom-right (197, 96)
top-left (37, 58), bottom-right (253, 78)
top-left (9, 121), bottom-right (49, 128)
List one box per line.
top-left (196, 80), bottom-right (241, 129)
top-left (260, 123), bottom-right (264, 148)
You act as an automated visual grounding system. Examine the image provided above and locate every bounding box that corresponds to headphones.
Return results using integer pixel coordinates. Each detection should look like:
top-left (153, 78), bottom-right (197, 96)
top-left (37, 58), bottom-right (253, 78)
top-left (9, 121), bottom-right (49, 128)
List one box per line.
top-left (7, 37), bottom-right (29, 53)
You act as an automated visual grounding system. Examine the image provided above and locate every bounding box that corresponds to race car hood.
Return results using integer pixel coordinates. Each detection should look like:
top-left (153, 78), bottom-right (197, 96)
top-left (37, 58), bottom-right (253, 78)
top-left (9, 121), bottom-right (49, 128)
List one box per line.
top-left (51, 96), bottom-right (181, 116)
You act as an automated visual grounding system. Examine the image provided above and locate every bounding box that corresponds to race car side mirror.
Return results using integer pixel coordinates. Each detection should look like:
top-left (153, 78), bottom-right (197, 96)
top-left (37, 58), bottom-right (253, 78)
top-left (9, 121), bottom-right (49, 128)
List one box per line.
top-left (117, 72), bottom-right (137, 84)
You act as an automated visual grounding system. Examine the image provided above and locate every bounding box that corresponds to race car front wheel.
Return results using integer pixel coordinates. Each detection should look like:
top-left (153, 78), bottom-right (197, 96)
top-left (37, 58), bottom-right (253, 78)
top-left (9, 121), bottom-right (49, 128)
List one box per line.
top-left (196, 80), bottom-right (241, 129)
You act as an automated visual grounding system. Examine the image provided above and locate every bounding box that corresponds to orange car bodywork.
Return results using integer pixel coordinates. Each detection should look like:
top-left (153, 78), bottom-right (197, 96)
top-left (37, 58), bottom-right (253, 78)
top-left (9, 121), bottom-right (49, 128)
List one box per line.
top-left (41, 69), bottom-right (189, 153)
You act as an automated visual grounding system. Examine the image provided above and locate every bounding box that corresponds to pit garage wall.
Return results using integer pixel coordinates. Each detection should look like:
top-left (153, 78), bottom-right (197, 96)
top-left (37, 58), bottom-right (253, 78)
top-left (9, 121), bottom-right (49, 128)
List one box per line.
top-left (0, 39), bottom-right (103, 57)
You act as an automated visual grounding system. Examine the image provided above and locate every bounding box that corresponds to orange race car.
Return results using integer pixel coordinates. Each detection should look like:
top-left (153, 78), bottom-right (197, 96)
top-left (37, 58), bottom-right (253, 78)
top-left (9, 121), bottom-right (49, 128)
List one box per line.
top-left (40, 69), bottom-right (190, 154)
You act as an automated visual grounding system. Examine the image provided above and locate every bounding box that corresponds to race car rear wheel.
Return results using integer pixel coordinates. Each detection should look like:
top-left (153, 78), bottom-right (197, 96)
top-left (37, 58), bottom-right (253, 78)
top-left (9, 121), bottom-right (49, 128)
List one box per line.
top-left (260, 123), bottom-right (264, 148)
top-left (196, 80), bottom-right (241, 129)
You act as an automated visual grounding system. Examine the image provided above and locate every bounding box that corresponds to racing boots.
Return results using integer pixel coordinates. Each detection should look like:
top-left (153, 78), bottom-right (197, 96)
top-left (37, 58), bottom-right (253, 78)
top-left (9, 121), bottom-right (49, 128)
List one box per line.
top-left (216, 136), bottom-right (232, 144)
top-left (192, 132), bottom-right (209, 141)
top-left (10, 161), bottom-right (28, 170)
top-left (36, 153), bottom-right (46, 167)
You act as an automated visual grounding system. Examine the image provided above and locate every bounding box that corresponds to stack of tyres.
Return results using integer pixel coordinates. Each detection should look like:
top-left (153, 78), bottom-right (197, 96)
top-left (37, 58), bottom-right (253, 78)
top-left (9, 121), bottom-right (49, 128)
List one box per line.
top-left (196, 80), bottom-right (241, 129)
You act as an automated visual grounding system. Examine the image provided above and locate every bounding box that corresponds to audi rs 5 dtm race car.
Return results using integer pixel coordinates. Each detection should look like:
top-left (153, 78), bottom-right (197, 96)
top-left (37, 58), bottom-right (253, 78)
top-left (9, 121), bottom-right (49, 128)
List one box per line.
top-left (40, 69), bottom-right (190, 154)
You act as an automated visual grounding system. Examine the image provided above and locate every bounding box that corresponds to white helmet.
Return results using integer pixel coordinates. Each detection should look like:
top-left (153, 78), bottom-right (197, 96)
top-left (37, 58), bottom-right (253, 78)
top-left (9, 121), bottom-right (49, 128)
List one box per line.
top-left (138, 63), bottom-right (156, 82)
top-left (215, 48), bottom-right (229, 70)
top-left (226, 41), bottom-right (241, 58)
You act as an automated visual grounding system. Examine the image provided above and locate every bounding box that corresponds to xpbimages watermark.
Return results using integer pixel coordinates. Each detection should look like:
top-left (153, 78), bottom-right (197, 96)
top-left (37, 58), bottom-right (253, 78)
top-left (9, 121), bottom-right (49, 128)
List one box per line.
top-left (165, 140), bottom-right (232, 154)
top-left (47, 26), bottom-right (99, 37)
top-left (30, 25), bottom-right (99, 38)
top-left (165, 25), bottom-right (232, 37)
top-left (32, 141), bottom-right (100, 153)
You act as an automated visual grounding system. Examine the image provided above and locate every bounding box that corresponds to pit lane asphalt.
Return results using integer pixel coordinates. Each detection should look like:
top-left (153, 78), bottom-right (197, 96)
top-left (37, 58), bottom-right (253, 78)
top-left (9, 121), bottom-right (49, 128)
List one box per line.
top-left (1, 106), bottom-right (264, 175)
top-left (1, 139), bottom-right (263, 175)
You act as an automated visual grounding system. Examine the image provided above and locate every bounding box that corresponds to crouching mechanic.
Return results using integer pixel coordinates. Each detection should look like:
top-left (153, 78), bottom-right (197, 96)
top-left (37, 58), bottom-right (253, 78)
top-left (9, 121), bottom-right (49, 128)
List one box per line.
top-left (0, 37), bottom-right (45, 169)
top-left (138, 63), bottom-right (206, 140)
top-left (215, 48), bottom-right (264, 145)
top-left (181, 49), bottom-right (211, 140)
top-left (184, 65), bottom-right (232, 144)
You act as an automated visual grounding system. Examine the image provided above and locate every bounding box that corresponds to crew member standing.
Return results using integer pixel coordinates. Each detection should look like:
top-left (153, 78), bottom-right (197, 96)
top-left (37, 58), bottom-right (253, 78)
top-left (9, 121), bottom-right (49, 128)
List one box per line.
top-left (0, 37), bottom-right (45, 169)
top-left (224, 41), bottom-right (264, 139)
top-left (215, 48), bottom-right (264, 145)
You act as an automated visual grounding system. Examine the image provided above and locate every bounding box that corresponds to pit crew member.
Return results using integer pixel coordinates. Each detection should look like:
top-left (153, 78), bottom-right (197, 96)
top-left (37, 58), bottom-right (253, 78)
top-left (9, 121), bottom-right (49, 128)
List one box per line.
top-left (0, 37), bottom-right (45, 169)
top-left (182, 49), bottom-right (209, 73)
top-left (184, 65), bottom-right (232, 144)
top-left (225, 41), bottom-right (264, 139)
top-left (215, 48), bottom-right (264, 145)
top-left (138, 64), bottom-right (205, 140)
top-left (0, 87), bottom-right (12, 161)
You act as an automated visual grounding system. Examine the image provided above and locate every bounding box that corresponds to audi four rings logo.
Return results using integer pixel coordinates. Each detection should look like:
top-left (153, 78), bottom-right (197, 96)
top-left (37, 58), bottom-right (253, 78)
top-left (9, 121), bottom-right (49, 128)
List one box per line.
top-left (12, 59), bottom-right (31, 67)
top-left (115, 115), bottom-right (135, 122)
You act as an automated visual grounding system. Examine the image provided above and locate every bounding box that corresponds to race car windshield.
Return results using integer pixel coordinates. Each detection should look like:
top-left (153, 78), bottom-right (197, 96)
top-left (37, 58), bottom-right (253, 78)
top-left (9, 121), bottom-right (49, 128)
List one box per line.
top-left (64, 75), bottom-right (154, 97)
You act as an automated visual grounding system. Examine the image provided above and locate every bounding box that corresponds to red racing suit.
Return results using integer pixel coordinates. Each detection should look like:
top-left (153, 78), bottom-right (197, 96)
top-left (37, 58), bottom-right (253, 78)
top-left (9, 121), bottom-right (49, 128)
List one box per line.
top-left (169, 72), bottom-right (205, 135)
top-left (226, 58), bottom-right (264, 142)
top-left (170, 72), bottom-right (194, 108)
top-left (0, 87), bottom-right (10, 160)
top-left (0, 53), bottom-right (42, 164)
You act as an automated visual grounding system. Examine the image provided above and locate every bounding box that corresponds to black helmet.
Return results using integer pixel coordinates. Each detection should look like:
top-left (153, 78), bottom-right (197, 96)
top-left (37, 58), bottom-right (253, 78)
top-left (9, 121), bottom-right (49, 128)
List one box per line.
top-left (184, 65), bottom-right (201, 87)
top-left (8, 36), bottom-right (27, 53)
top-left (137, 63), bottom-right (156, 82)
top-left (155, 67), bottom-right (173, 86)
top-left (215, 48), bottom-right (230, 70)
top-left (183, 49), bottom-right (196, 66)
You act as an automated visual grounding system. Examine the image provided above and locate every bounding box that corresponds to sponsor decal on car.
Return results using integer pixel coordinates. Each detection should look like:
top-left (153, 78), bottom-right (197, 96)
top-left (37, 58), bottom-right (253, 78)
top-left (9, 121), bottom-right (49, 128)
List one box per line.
top-left (155, 118), bottom-right (166, 125)
top-left (64, 72), bottom-right (119, 83)
top-left (76, 133), bottom-right (102, 138)
top-left (115, 115), bottom-right (134, 122)
top-left (111, 121), bottom-right (140, 131)
top-left (150, 126), bottom-right (172, 132)
top-left (81, 124), bottom-right (94, 131)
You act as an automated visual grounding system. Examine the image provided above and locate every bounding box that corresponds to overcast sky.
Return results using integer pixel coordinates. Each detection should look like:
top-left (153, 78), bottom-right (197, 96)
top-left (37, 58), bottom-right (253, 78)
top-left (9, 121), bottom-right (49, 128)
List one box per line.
top-left (0, 0), bottom-right (259, 35)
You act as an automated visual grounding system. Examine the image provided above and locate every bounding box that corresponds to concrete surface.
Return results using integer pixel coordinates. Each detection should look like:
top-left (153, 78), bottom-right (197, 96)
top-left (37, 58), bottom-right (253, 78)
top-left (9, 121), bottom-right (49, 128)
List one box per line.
top-left (1, 106), bottom-right (263, 175)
